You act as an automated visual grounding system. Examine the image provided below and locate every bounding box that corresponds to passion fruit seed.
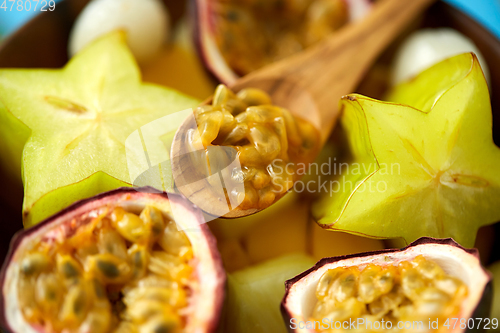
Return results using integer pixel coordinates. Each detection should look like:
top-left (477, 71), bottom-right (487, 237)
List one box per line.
top-left (312, 256), bottom-right (468, 330)
top-left (90, 253), bottom-right (130, 281)
top-left (111, 207), bottom-right (150, 244)
top-left (189, 84), bottom-right (319, 210)
top-left (140, 206), bottom-right (165, 239)
top-left (236, 87), bottom-right (272, 106)
top-left (59, 282), bottom-right (91, 328)
top-left (158, 220), bottom-right (193, 261)
top-left (98, 227), bottom-right (129, 260)
top-left (213, 0), bottom-right (349, 75)
top-left (57, 254), bottom-right (83, 279)
top-left (35, 273), bottom-right (63, 319)
top-left (129, 245), bottom-right (150, 281)
top-left (20, 252), bottom-right (51, 276)
top-left (15, 205), bottom-right (193, 332)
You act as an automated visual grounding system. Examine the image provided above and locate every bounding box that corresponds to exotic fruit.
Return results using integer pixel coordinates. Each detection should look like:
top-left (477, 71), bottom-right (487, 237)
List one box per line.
top-left (194, 0), bottom-right (372, 84)
top-left (0, 188), bottom-right (225, 333)
top-left (312, 53), bottom-right (500, 247)
top-left (281, 238), bottom-right (492, 333)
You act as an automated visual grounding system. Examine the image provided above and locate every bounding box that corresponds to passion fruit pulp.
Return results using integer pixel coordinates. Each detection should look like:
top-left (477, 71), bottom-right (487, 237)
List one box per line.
top-left (0, 188), bottom-right (225, 333)
top-left (281, 238), bottom-right (491, 333)
top-left (183, 84), bottom-right (319, 213)
top-left (194, 0), bottom-right (372, 84)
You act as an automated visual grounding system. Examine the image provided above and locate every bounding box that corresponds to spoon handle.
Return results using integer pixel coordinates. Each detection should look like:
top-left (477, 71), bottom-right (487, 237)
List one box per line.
top-left (236, 0), bottom-right (436, 141)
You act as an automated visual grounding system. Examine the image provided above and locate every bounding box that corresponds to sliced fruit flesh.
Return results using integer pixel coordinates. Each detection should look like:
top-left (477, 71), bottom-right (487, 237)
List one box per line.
top-left (212, 0), bottom-right (348, 75)
top-left (188, 84), bottom-right (319, 210)
top-left (16, 205), bottom-right (193, 333)
top-left (0, 31), bottom-right (199, 227)
top-left (225, 253), bottom-right (316, 333)
top-left (312, 53), bottom-right (500, 247)
top-left (311, 255), bottom-right (468, 332)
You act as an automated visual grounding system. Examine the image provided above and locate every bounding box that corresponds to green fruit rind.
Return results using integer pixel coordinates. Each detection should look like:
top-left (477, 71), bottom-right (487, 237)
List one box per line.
top-left (222, 253), bottom-right (315, 333)
top-left (312, 53), bottom-right (500, 247)
top-left (0, 31), bottom-right (200, 227)
top-left (0, 99), bottom-right (30, 182)
top-left (24, 171), bottom-right (130, 227)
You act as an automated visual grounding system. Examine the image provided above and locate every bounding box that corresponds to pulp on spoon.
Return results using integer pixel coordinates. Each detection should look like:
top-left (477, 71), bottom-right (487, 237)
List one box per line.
top-left (171, 84), bottom-right (320, 218)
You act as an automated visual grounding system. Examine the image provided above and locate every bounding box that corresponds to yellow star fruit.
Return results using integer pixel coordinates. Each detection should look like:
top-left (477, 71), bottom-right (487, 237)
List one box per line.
top-left (0, 32), bottom-right (199, 227)
top-left (313, 53), bottom-right (500, 247)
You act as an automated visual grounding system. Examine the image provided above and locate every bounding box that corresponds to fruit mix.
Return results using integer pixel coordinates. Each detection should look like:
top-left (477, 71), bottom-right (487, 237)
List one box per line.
top-left (189, 84), bottom-right (318, 210)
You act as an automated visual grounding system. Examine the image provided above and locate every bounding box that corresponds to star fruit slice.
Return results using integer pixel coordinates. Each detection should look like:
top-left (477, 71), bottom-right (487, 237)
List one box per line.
top-left (0, 32), bottom-right (199, 227)
top-left (312, 53), bottom-right (500, 247)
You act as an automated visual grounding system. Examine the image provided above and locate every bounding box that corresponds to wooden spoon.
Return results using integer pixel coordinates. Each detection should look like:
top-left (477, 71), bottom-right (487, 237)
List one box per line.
top-left (171, 0), bottom-right (436, 218)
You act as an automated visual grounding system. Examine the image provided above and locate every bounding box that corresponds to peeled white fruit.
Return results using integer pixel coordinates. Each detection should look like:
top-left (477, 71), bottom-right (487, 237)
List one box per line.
top-left (69, 0), bottom-right (169, 63)
top-left (391, 28), bottom-right (490, 86)
top-left (348, 0), bottom-right (373, 22)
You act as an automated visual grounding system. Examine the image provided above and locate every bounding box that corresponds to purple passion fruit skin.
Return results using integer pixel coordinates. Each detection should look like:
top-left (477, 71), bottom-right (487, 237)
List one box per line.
top-left (0, 187), bottom-right (225, 333)
top-left (281, 238), bottom-right (492, 333)
top-left (194, 0), bottom-right (372, 85)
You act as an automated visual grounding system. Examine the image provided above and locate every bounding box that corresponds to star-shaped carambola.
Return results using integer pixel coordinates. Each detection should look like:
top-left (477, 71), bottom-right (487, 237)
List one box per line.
top-left (0, 32), bottom-right (198, 227)
top-left (312, 53), bottom-right (500, 247)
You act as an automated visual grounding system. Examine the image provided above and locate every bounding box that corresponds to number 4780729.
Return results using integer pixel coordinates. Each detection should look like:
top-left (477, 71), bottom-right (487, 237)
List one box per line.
top-left (1, 0), bottom-right (56, 11)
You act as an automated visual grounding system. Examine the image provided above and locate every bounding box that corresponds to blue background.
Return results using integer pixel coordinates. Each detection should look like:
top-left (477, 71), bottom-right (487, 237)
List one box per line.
top-left (0, 0), bottom-right (499, 39)
top-left (0, 0), bottom-right (62, 37)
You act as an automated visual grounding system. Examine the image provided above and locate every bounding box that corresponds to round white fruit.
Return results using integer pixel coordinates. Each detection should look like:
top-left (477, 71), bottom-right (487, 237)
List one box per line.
top-left (69, 0), bottom-right (170, 63)
top-left (391, 28), bottom-right (490, 86)
top-left (347, 0), bottom-right (373, 22)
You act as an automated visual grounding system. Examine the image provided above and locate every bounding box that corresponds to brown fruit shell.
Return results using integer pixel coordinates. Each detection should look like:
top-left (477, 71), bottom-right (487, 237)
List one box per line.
top-left (281, 237), bottom-right (492, 333)
top-left (0, 187), bottom-right (226, 333)
top-left (193, 0), bottom-right (373, 85)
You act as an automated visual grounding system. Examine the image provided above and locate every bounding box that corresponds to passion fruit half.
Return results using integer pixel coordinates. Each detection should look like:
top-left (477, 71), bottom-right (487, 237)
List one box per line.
top-left (281, 238), bottom-right (491, 333)
top-left (0, 188), bottom-right (225, 333)
top-left (194, 0), bottom-right (372, 84)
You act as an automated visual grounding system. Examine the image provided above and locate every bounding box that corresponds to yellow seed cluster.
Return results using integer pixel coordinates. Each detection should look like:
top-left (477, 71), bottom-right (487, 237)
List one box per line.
top-left (215, 0), bottom-right (349, 75)
top-left (312, 256), bottom-right (468, 332)
top-left (17, 206), bottom-right (193, 333)
top-left (190, 84), bottom-right (318, 210)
